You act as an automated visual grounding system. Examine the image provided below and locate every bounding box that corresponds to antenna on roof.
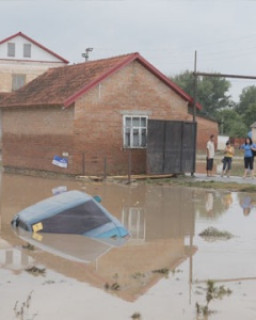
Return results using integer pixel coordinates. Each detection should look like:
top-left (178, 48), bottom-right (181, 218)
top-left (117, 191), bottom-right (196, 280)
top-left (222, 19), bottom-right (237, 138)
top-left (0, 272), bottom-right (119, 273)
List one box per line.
top-left (82, 48), bottom-right (93, 62)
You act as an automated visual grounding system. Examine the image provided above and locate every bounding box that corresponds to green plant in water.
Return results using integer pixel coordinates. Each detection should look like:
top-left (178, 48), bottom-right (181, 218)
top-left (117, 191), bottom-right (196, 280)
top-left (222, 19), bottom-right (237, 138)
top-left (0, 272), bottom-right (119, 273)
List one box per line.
top-left (196, 280), bottom-right (232, 317)
top-left (13, 291), bottom-right (37, 320)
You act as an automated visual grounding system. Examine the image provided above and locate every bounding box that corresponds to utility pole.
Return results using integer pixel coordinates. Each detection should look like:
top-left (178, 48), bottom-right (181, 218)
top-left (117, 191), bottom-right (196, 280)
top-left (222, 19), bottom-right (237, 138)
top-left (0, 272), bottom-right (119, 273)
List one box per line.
top-left (82, 48), bottom-right (93, 62)
top-left (191, 50), bottom-right (198, 176)
top-left (192, 50), bottom-right (198, 123)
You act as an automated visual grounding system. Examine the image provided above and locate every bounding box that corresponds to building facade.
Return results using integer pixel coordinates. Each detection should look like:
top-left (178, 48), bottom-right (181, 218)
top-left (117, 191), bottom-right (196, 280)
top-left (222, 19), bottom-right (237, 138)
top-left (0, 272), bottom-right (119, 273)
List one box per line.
top-left (0, 53), bottom-right (218, 176)
top-left (0, 31), bottom-right (69, 93)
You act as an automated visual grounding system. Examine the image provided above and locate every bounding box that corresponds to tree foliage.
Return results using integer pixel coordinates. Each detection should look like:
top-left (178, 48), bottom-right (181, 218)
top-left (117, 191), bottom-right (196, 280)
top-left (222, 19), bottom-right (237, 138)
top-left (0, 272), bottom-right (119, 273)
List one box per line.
top-left (214, 109), bottom-right (246, 136)
top-left (171, 72), bottom-right (256, 137)
top-left (236, 86), bottom-right (256, 115)
top-left (171, 71), bottom-right (232, 118)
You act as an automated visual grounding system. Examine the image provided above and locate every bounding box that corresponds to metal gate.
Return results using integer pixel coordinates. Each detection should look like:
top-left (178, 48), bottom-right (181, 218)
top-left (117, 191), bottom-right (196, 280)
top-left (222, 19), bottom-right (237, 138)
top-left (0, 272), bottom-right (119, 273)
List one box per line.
top-left (147, 120), bottom-right (197, 174)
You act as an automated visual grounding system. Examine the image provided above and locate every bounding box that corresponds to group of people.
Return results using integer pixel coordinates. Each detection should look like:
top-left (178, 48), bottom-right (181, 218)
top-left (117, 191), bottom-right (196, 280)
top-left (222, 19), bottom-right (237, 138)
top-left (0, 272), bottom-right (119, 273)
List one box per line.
top-left (206, 134), bottom-right (256, 178)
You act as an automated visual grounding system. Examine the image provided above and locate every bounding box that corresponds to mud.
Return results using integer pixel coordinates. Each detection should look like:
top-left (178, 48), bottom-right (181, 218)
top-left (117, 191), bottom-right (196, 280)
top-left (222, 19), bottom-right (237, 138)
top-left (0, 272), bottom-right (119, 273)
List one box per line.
top-left (1, 173), bottom-right (256, 319)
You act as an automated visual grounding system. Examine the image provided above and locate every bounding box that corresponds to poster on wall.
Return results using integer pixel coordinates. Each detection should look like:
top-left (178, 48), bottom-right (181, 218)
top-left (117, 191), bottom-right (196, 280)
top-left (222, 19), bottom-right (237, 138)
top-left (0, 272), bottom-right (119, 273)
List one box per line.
top-left (52, 155), bottom-right (68, 168)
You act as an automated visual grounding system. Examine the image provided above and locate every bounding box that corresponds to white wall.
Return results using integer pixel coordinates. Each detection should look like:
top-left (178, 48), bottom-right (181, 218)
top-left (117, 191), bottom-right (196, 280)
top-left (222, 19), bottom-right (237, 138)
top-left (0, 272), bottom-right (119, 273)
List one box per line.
top-left (0, 35), bottom-right (63, 62)
top-left (217, 135), bottom-right (229, 150)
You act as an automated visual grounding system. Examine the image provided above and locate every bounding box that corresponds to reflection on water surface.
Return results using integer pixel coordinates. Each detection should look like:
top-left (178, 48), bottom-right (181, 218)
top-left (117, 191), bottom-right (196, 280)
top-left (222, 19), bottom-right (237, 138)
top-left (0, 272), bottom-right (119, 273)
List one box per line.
top-left (1, 173), bottom-right (256, 319)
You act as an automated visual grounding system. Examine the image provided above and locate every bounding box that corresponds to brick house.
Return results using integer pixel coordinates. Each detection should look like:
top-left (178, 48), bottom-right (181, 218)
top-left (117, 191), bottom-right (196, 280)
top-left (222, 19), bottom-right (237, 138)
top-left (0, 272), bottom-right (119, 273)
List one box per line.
top-left (0, 53), bottom-right (218, 176)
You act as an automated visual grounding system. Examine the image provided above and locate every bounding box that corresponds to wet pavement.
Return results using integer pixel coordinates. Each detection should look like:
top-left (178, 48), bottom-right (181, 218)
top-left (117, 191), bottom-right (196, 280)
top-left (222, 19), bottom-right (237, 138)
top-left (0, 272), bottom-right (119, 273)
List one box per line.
top-left (1, 173), bottom-right (256, 319)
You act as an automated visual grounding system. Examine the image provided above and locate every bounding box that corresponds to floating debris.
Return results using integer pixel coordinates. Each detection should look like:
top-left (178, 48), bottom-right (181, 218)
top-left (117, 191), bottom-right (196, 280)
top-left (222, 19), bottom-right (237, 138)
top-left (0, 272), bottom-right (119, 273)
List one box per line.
top-left (25, 266), bottom-right (46, 276)
top-left (131, 272), bottom-right (146, 280)
top-left (152, 268), bottom-right (169, 276)
top-left (104, 282), bottom-right (120, 291)
top-left (131, 312), bottom-right (141, 319)
top-left (199, 227), bottom-right (234, 240)
top-left (22, 243), bottom-right (35, 251)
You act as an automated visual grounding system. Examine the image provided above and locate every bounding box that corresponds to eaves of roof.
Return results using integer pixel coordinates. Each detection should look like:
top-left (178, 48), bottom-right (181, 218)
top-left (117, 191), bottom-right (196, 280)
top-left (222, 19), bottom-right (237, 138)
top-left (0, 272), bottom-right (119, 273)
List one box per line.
top-left (0, 31), bottom-right (69, 64)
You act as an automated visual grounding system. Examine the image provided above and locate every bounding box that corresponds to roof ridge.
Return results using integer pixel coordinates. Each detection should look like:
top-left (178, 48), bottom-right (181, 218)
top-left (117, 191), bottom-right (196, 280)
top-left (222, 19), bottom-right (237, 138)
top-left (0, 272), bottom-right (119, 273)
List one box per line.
top-left (0, 51), bottom-right (201, 111)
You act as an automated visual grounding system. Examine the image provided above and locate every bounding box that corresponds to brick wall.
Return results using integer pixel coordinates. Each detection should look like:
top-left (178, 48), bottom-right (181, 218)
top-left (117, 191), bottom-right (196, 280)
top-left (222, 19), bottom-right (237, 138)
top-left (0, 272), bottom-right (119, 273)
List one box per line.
top-left (73, 61), bottom-right (191, 175)
top-left (1, 60), bottom-right (218, 175)
top-left (2, 106), bottom-right (76, 174)
top-left (193, 115), bottom-right (219, 151)
top-left (0, 61), bottom-right (65, 92)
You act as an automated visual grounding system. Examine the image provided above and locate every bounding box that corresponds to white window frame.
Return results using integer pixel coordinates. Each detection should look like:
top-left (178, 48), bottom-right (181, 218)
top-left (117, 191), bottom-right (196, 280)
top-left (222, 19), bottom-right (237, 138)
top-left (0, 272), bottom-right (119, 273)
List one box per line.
top-left (23, 43), bottom-right (31, 58)
top-left (7, 43), bottom-right (15, 57)
top-left (123, 115), bottom-right (148, 149)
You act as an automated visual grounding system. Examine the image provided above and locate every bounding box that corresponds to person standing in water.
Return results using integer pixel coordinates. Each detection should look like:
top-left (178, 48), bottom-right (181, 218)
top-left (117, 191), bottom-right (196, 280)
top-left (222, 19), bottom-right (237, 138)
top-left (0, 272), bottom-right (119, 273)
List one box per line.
top-left (206, 134), bottom-right (215, 177)
top-left (221, 141), bottom-right (234, 178)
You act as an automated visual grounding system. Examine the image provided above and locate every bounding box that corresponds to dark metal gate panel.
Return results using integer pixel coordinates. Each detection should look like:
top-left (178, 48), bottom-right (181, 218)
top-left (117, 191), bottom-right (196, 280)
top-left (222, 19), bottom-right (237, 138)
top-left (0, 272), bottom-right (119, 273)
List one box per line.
top-left (146, 120), bottom-right (165, 174)
top-left (181, 122), bottom-right (197, 173)
top-left (147, 120), bottom-right (197, 174)
top-left (164, 121), bottom-right (183, 173)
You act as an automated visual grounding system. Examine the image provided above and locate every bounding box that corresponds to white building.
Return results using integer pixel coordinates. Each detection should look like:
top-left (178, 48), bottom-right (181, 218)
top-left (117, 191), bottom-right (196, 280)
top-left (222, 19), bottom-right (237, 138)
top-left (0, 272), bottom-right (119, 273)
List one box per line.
top-left (0, 32), bottom-right (69, 146)
top-left (0, 31), bottom-right (69, 92)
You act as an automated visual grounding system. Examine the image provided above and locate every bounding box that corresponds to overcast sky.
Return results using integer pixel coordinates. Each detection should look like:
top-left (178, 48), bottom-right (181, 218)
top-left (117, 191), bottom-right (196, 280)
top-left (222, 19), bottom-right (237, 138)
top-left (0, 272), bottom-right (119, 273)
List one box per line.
top-left (1, 0), bottom-right (256, 101)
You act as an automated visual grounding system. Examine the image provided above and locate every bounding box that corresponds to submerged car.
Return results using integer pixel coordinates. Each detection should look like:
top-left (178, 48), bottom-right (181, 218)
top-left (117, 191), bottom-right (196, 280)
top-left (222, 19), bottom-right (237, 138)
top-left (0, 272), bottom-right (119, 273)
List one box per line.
top-left (11, 190), bottom-right (129, 239)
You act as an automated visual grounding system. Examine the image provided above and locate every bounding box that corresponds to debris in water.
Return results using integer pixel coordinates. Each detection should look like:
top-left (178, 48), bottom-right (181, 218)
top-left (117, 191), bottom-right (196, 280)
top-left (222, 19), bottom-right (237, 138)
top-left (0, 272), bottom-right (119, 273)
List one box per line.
top-left (152, 268), bottom-right (169, 276)
top-left (199, 227), bottom-right (234, 240)
top-left (22, 243), bottom-right (35, 251)
top-left (25, 266), bottom-right (46, 276)
top-left (131, 312), bottom-right (141, 319)
top-left (104, 282), bottom-right (120, 291)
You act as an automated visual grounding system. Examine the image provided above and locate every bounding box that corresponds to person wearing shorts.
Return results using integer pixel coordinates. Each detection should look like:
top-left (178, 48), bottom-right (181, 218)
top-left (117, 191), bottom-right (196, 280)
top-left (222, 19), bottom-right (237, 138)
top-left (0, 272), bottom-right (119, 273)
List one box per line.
top-left (240, 137), bottom-right (256, 178)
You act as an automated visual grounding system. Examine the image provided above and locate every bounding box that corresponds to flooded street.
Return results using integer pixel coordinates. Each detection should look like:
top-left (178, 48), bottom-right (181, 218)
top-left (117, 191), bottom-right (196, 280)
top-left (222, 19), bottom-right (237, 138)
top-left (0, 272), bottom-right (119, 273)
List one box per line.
top-left (1, 173), bottom-right (256, 319)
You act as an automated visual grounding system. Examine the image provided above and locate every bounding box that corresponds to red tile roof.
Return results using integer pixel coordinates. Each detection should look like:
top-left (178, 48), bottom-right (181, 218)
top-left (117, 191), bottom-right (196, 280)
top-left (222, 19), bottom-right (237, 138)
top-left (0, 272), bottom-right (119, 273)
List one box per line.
top-left (0, 31), bottom-right (69, 64)
top-left (0, 52), bottom-right (201, 109)
top-left (0, 92), bottom-right (11, 103)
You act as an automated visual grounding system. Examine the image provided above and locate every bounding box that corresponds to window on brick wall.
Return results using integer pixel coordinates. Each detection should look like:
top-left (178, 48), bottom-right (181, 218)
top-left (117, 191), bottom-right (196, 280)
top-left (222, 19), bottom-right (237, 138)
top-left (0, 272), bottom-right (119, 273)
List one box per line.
top-left (123, 115), bottom-right (147, 148)
top-left (7, 43), bottom-right (15, 57)
top-left (23, 43), bottom-right (31, 58)
top-left (12, 74), bottom-right (26, 91)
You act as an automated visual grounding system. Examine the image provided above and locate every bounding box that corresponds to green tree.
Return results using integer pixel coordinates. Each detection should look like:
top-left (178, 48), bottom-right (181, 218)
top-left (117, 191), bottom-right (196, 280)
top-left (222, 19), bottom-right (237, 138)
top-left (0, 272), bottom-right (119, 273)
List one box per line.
top-left (171, 71), bottom-right (232, 118)
top-left (236, 86), bottom-right (256, 115)
top-left (214, 109), bottom-right (247, 137)
top-left (242, 102), bottom-right (256, 128)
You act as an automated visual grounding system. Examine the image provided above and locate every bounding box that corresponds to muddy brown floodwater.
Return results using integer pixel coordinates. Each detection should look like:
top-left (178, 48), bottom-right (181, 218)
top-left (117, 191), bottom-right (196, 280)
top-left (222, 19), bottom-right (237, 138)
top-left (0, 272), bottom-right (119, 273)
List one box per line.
top-left (1, 173), bottom-right (256, 319)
